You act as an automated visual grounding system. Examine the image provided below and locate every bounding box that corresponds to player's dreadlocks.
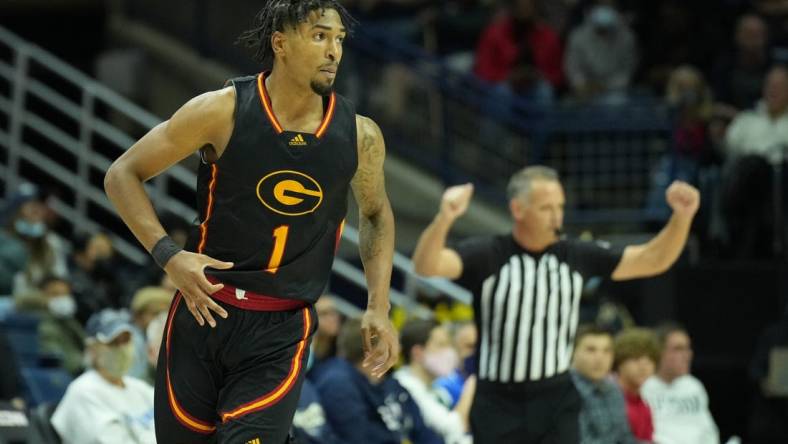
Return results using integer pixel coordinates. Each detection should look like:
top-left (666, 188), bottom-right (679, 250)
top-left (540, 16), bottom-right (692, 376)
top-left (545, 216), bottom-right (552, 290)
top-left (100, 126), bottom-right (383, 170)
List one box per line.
top-left (237, 0), bottom-right (356, 67)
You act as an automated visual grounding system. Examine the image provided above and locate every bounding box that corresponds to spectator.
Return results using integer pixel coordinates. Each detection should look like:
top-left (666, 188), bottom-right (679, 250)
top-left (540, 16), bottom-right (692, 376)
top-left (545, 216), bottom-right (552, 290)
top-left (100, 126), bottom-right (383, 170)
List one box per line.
top-left (0, 331), bottom-right (24, 410)
top-left (293, 378), bottom-right (341, 444)
top-left (718, 153), bottom-right (776, 259)
top-left (453, 321), bottom-right (477, 363)
top-left (51, 309), bottom-right (155, 444)
top-left (394, 319), bottom-right (476, 444)
top-left (647, 65), bottom-right (721, 222)
top-left (474, 0), bottom-right (563, 100)
top-left (712, 14), bottom-right (774, 111)
top-left (564, 1), bottom-right (638, 103)
top-left (755, 0), bottom-right (788, 46)
top-left (665, 66), bottom-right (717, 164)
top-left (128, 286), bottom-right (173, 381)
top-left (725, 65), bottom-right (788, 163)
top-left (0, 188), bottom-right (31, 295)
top-left (310, 295), bottom-right (343, 372)
top-left (145, 312), bottom-right (167, 377)
top-left (642, 323), bottom-right (720, 444)
top-left (314, 319), bottom-right (442, 444)
top-left (614, 327), bottom-right (660, 443)
top-left (69, 232), bottom-right (134, 322)
top-left (7, 198), bottom-right (68, 297)
top-left (571, 325), bottom-right (637, 444)
top-left (721, 65), bottom-right (788, 257)
top-left (0, 229), bottom-right (26, 295)
top-left (747, 308), bottom-right (788, 443)
top-left (424, 0), bottom-right (494, 72)
top-left (434, 321), bottom-right (477, 407)
top-left (14, 275), bottom-right (85, 375)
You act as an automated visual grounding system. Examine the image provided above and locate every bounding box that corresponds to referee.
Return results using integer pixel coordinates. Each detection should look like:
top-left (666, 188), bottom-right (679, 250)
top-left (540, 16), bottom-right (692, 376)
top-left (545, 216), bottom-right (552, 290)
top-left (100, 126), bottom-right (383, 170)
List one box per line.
top-left (412, 166), bottom-right (699, 444)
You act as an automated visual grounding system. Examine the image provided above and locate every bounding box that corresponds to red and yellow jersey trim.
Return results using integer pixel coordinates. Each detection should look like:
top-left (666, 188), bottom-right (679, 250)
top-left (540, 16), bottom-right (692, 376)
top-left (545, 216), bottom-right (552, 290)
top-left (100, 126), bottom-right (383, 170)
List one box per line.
top-left (165, 293), bottom-right (217, 434)
top-left (256, 72), bottom-right (336, 138)
top-left (220, 307), bottom-right (311, 422)
top-left (197, 164), bottom-right (219, 254)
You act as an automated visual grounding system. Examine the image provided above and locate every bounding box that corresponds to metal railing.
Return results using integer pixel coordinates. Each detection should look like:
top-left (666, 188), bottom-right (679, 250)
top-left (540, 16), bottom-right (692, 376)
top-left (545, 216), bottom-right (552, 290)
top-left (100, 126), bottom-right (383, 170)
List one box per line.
top-left (0, 25), bottom-right (471, 318)
top-left (348, 27), bottom-right (674, 226)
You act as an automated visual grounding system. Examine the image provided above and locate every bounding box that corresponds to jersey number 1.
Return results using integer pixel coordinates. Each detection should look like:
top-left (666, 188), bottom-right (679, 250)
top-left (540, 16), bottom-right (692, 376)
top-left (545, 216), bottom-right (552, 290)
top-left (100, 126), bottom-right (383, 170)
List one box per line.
top-left (266, 225), bottom-right (289, 274)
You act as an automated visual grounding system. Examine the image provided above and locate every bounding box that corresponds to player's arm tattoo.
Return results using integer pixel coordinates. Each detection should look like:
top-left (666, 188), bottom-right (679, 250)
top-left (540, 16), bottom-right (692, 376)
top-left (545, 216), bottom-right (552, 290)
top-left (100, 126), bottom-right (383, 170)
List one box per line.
top-left (352, 116), bottom-right (395, 311)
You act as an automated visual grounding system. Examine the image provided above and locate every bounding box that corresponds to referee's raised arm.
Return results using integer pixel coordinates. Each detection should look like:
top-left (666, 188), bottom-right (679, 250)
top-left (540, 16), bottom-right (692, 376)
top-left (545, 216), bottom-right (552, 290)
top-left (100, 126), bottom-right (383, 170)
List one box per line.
top-left (611, 180), bottom-right (700, 281)
top-left (411, 183), bottom-right (474, 279)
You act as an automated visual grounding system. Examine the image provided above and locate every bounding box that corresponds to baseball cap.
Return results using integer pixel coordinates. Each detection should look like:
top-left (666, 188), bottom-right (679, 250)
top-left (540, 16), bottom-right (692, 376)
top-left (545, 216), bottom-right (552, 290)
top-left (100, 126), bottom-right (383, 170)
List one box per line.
top-left (86, 309), bottom-right (135, 344)
top-left (130, 286), bottom-right (173, 315)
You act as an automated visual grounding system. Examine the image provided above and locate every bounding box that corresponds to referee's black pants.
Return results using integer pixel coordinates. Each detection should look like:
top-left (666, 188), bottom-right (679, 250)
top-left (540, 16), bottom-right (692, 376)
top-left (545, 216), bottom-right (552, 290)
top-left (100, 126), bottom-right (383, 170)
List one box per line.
top-left (470, 373), bottom-right (581, 444)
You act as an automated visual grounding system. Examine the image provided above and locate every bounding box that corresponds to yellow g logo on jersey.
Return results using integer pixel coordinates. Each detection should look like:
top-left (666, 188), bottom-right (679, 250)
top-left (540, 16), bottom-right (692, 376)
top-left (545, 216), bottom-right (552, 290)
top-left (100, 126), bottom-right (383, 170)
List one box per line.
top-left (256, 170), bottom-right (323, 216)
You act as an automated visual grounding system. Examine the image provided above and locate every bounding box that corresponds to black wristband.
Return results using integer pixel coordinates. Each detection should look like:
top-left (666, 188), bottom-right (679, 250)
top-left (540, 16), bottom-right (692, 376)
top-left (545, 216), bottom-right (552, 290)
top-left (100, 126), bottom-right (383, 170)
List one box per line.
top-left (151, 235), bottom-right (182, 269)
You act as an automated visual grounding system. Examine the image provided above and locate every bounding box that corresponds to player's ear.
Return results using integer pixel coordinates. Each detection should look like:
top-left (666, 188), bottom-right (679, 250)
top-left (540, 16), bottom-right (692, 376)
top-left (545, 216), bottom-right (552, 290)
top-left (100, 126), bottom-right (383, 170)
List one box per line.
top-left (271, 31), bottom-right (287, 57)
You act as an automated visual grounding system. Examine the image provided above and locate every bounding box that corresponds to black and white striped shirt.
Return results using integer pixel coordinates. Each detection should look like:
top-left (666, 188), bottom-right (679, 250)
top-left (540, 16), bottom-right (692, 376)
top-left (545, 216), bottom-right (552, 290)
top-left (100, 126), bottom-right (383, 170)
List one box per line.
top-left (454, 235), bottom-right (621, 384)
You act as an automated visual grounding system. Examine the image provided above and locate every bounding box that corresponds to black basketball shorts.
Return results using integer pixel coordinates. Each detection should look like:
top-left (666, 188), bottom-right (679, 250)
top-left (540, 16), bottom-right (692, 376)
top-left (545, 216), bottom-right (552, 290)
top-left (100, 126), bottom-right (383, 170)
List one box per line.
top-left (154, 291), bottom-right (316, 444)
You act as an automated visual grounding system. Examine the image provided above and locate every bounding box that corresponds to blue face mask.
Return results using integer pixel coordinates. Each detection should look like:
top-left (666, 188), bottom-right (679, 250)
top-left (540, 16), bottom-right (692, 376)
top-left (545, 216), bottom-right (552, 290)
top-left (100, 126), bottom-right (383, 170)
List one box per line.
top-left (14, 219), bottom-right (46, 238)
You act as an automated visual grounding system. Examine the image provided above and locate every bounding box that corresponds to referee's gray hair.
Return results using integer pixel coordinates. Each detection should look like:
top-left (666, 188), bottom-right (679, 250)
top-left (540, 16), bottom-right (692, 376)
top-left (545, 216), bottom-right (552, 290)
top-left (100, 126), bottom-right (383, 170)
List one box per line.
top-left (506, 166), bottom-right (560, 201)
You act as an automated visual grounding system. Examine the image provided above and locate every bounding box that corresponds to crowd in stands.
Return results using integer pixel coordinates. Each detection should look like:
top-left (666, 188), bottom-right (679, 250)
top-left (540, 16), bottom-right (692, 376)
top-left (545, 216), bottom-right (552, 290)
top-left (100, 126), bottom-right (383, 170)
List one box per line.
top-left (344, 0), bottom-right (788, 260)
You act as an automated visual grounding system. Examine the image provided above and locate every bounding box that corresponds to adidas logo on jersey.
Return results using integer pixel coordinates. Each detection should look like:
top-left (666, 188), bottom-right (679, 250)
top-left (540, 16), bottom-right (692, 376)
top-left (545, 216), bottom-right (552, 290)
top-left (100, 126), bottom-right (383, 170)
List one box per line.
top-left (289, 134), bottom-right (307, 146)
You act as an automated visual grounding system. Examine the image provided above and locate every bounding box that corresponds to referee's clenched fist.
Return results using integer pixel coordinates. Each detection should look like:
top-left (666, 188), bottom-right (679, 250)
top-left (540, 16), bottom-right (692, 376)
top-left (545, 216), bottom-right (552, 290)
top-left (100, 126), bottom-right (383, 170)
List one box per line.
top-left (665, 181), bottom-right (700, 220)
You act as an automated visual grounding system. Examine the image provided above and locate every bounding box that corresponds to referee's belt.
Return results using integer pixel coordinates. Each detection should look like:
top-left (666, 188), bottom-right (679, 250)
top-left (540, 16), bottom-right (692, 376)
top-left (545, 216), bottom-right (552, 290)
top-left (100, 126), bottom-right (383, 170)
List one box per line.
top-left (207, 276), bottom-right (309, 311)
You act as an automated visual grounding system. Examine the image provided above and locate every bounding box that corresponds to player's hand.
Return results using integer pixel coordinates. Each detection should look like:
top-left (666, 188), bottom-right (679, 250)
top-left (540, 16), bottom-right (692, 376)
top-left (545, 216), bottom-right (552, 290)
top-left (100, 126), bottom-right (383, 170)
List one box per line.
top-left (164, 251), bottom-right (233, 327)
top-left (361, 308), bottom-right (400, 378)
top-left (665, 181), bottom-right (700, 221)
top-left (440, 183), bottom-right (474, 221)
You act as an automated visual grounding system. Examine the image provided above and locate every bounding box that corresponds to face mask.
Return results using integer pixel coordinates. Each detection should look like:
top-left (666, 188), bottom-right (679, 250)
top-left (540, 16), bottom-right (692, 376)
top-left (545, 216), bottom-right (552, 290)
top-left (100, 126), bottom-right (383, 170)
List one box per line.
top-left (48, 294), bottom-right (77, 319)
top-left (14, 220), bottom-right (46, 238)
top-left (590, 5), bottom-right (617, 31)
top-left (423, 347), bottom-right (459, 378)
top-left (97, 342), bottom-right (135, 379)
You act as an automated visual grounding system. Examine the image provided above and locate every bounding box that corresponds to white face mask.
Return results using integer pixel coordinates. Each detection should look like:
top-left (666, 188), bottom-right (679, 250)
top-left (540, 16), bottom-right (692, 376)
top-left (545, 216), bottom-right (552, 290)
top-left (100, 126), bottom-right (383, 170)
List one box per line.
top-left (423, 347), bottom-right (459, 378)
top-left (14, 219), bottom-right (46, 238)
top-left (96, 342), bottom-right (135, 380)
top-left (48, 294), bottom-right (77, 319)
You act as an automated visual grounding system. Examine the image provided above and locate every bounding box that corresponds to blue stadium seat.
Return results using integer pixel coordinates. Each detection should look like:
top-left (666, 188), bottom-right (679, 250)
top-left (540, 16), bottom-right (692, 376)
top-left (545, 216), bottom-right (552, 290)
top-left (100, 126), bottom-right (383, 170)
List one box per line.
top-left (20, 367), bottom-right (72, 407)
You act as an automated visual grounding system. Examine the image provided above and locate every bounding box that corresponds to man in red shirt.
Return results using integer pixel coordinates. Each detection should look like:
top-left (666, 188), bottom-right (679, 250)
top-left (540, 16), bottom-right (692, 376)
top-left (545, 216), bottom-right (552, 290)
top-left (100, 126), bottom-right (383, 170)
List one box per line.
top-left (473, 0), bottom-right (563, 99)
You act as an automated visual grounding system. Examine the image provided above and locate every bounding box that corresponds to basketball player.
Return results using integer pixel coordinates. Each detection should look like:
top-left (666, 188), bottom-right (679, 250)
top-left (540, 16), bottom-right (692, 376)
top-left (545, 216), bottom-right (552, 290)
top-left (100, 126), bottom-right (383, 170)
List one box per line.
top-left (104, 1), bottom-right (399, 442)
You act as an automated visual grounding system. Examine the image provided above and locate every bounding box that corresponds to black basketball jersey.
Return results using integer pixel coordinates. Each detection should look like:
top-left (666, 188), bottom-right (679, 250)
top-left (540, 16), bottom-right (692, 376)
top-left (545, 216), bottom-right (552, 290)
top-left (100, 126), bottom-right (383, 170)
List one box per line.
top-left (184, 72), bottom-right (358, 305)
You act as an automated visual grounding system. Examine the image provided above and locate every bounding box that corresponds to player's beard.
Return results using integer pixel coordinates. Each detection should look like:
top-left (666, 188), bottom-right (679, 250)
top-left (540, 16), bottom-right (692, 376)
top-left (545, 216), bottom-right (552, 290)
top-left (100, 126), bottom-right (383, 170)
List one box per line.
top-left (310, 79), bottom-right (334, 96)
